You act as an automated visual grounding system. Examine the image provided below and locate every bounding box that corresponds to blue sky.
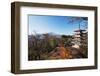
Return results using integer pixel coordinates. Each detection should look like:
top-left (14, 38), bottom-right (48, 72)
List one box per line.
top-left (28, 15), bottom-right (88, 35)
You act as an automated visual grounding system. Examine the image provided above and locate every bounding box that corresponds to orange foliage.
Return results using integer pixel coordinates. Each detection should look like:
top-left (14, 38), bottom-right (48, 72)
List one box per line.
top-left (59, 47), bottom-right (72, 59)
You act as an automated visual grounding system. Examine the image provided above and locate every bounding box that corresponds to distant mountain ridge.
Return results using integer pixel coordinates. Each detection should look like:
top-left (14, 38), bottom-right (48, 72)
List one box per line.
top-left (28, 32), bottom-right (62, 39)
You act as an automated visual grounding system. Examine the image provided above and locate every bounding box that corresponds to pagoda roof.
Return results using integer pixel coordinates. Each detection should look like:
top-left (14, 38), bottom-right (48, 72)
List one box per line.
top-left (74, 29), bottom-right (86, 32)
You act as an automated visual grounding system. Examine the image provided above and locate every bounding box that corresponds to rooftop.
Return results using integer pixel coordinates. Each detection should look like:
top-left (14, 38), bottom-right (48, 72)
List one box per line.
top-left (74, 29), bottom-right (86, 32)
